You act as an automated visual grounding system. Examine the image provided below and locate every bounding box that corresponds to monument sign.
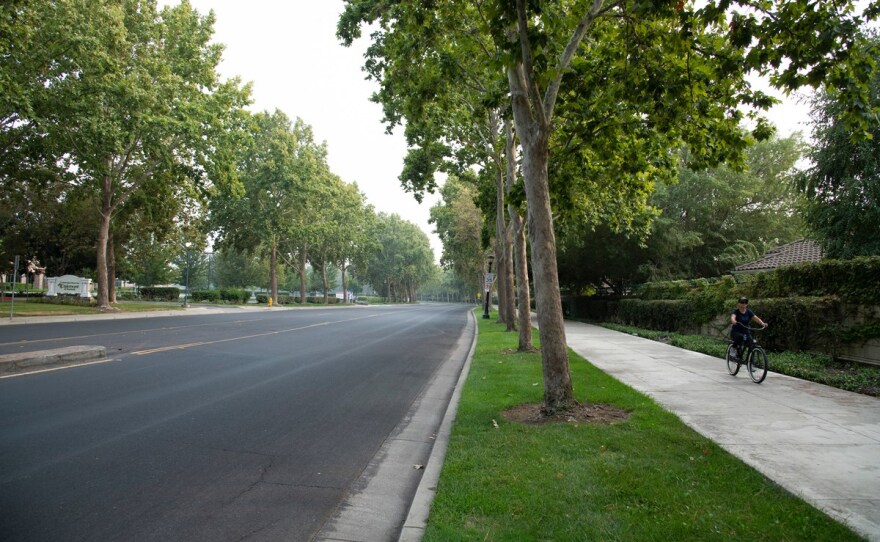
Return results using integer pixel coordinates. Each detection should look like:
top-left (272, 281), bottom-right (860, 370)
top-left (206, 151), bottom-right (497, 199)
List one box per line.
top-left (46, 275), bottom-right (93, 298)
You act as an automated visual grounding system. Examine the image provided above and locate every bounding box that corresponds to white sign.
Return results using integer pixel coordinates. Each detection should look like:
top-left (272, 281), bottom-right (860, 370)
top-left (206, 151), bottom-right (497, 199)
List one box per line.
top-left (46, 275), bottom-right (93, 298)
top-left (484, 272), bottom-right (495, 292)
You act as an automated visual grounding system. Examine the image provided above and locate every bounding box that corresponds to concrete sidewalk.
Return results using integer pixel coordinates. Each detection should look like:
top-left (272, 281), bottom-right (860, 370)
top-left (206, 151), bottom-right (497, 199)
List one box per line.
top-left (564, 320), bottom-right (880, 541)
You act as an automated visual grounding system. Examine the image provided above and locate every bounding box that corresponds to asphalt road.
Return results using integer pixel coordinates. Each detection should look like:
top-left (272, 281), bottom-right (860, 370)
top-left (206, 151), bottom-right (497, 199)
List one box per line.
top-left (0, 304), bottom-right (471, 541)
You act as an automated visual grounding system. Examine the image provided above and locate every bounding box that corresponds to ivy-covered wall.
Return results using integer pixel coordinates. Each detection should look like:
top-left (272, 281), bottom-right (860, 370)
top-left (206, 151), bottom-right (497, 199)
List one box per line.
top-left (563, 256), bottom-right (880, 363)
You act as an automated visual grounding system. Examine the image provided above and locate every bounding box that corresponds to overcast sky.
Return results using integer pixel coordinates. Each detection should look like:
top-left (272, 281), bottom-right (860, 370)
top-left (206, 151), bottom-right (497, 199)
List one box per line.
top-left (165, 1), bottom-right (814, 262)
top-left (161, 0), bottom-right (443, 259)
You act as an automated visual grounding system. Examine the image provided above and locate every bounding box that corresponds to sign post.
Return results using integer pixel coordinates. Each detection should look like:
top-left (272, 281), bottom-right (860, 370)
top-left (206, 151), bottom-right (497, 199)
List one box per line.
top-left (482, 254), bottom-right (496, 319)
top-left (482, 272), bottom-right (495, 319)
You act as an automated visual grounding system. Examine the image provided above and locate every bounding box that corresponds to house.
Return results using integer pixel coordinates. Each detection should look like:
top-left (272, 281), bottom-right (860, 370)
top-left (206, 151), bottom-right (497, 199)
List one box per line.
top-left (732, 239), bottom-right (824, 274)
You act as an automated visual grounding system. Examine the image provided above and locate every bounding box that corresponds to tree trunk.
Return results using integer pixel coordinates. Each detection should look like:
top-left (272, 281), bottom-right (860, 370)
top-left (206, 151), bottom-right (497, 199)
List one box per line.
top-left (108, 232), bottom-right (117, 304)
top-left (341, 261), bottom-right (348, 303)
top-left (96, 175), bottom-right (113, 310)
top-left (494, 165), bottom-right (505, 324)
top-left (495, 165), bottom-right (515, 330)
top-left (494, 241), bottom-right (504, 324)
top-left (502, 203), bottom-right (516, 330)
top-left (505, 119), bottom-right (533, 351)
top-left (298, 247), bottom-right (308, 304)
top-left (321, 259), bottom-right (329, 304)
top-left (508, 63), bottom-right (574, 415)
top-left (510, 207), bottom-right (534, 352)
top-left (269, 240), bottom-right (278, 304)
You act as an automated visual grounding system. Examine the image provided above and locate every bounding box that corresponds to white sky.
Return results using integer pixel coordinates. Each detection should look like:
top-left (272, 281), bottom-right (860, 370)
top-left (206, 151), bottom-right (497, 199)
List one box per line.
top-left (162, 0), bottom-right (444, 260)
top-left (163, 1), bottom-right (814, 263)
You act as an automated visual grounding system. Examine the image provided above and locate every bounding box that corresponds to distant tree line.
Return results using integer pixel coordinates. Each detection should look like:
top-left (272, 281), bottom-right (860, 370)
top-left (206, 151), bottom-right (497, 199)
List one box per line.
top-left (0, 0), bottom-right (437, 305)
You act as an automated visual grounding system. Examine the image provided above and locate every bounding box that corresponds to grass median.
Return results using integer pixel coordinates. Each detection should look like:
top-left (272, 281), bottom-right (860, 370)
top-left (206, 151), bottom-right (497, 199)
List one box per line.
top-left (0, 301), bottom-right (182, 317)
top-left (422, 311), bottom-right (862, 541)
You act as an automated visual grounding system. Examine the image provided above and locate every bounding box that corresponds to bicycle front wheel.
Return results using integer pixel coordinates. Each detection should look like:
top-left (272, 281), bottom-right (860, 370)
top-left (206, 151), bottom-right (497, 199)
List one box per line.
top-left (726, 344), bottom-right (740, 376)
top-left (748, 347), bottom-right (768, 383)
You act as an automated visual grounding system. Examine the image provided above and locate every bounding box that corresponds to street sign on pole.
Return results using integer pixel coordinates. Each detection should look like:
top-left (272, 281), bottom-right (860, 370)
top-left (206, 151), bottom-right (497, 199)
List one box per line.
top-left (484, 272), bottom-right (495, 292)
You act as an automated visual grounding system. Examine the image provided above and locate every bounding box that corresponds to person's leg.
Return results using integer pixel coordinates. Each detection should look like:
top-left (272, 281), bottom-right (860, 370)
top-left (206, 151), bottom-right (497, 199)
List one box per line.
top-left (731, 329), bottom-right (745, 359)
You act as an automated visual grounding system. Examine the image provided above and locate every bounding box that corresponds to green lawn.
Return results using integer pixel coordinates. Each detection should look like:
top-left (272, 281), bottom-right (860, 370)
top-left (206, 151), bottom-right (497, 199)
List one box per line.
top-left (0, 300), bottom-right (182, 317)
top-left (423, 312), bottom-right (863, 541)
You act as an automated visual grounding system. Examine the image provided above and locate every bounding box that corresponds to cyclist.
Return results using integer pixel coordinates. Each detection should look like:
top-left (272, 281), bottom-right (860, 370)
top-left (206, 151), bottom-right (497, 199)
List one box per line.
top-left (730, 296), bottom-right (767, 360)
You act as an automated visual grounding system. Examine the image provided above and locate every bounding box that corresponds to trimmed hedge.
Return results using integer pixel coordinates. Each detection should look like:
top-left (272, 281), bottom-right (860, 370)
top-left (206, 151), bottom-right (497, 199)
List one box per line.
top-left (618, 299), bottom-right (691, 332)
top-left (220, 289), bottom-right (248, 303)
top-left (570, 256), bottom-right (880, 356)
top-left (190, 289), bottom-right (250, 304)
top-left (140, 287), bottom-right (180, 302)
top-left (747, 296), bottom-right (842, 352)
top-left (255, 294), bottom-right (340, 304)
top-left (754, 257), bottom-right (880, 303)
top-left (32, 295), bottom-right (94, 306)
top-left (192, 290), bottom-right (221, 303)
top-left (637, 256), bottom-right (880, 304)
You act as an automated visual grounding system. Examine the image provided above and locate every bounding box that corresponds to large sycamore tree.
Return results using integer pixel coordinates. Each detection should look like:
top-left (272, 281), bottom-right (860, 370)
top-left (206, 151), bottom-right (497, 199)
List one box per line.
top-left (1, 0), bottom-right (248, 309)
top-left (340, 0), bottom-right (878, 415)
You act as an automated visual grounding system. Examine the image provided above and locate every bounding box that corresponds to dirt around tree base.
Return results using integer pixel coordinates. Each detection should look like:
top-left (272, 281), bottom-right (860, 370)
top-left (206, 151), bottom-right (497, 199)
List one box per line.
top-left (502, 402), bottom-right (630, 426)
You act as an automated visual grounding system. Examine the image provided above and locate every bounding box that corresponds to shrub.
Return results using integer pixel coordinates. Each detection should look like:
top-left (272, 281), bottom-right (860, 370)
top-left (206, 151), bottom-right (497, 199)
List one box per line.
top-left (634, 257), bottom-right (880, 304)
top-left (140, 287), bottom-right (180, 302)
top-left (33, 295), bottom-right (93, 306)
top-left (618, 299), bottom-right (692, 332)
top-left (117, 289), bottom-right (139, 300)
top-left (772, 257), bottom-right (880, 303)
top-left (192, 290), bottom-right (221, 303)
top-left (563, 296), bottom-right (620, 320)
top-left (220, 289), bottom-right (248, 304)
top-left (748, 296), bottom-right (842, 352)
top-left (636, 280), bottom-right (692, 301)
top-left (359, 295), bottom-right (387, 304)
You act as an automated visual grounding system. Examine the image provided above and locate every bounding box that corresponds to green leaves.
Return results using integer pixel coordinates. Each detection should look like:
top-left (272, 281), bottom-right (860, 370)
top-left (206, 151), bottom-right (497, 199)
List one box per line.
top-left (1, 0), bottom-right (250, 300)
top-left (797, 42), bottom-right (880, 258)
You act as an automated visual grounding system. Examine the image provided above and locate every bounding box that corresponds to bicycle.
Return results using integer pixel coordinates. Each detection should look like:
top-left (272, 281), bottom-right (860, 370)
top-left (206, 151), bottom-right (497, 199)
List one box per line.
top-left (726, 323), bottom-right (768, 383)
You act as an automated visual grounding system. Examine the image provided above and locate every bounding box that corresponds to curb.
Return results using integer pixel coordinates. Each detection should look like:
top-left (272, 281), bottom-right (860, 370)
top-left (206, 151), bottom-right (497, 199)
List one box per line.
top-left (0, 345), bottom-right (107, 373)
top-left (398, 310), bottom-right (478, 541)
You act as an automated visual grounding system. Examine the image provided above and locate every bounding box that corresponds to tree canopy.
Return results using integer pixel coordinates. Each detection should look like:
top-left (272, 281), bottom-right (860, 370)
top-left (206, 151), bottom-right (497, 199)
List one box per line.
top-left (798, 35), bottom-right (880, 259)
top-left (558, 135), bottom-right (809, 293)
top-left (360, 213), bottom-right (437, 303)
top-left (1, 0), bottom-right (250, 307)
top-left (2, 0), bottom-right (439, 305)
top-left (340, 0), bottom-right (879, 414)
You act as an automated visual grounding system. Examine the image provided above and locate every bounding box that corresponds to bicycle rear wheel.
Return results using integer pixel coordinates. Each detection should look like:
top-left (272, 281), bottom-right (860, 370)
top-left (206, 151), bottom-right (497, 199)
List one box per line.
top-left (726, 344), bottom-right (740, 375)
top-left (748, 347), bottom-right (768, 383)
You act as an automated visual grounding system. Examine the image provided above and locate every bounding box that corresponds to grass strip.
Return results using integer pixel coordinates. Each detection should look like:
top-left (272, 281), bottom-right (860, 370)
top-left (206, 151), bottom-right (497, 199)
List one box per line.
top-left (0, 301), bottom-right (182, 317)
top-left (601, 322), bottom-right (880, 397)
top-left (423, 312), bottom-right (863, 541)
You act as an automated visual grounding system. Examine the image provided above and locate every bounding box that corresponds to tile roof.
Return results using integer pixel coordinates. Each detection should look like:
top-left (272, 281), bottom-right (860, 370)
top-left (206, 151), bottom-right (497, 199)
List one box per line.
top-left (733, 239), bottom-right (825, 273)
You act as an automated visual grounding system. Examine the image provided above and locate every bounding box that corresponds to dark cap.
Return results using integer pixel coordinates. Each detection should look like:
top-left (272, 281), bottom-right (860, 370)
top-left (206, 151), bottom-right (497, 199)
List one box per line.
top-left (738, 296), bottom-right (749, 304)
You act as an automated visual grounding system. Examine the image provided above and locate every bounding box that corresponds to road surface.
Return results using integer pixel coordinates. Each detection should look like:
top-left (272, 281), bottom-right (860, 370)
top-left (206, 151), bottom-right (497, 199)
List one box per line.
top-left (0, 304), bottom-right (471, 541)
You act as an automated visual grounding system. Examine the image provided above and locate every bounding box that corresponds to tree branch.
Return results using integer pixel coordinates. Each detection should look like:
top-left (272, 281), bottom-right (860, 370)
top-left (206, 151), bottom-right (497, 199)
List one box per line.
top-left (545, 0), bottom-right (610, 120)
top-left (515, 0), bottom-right (545, 126)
